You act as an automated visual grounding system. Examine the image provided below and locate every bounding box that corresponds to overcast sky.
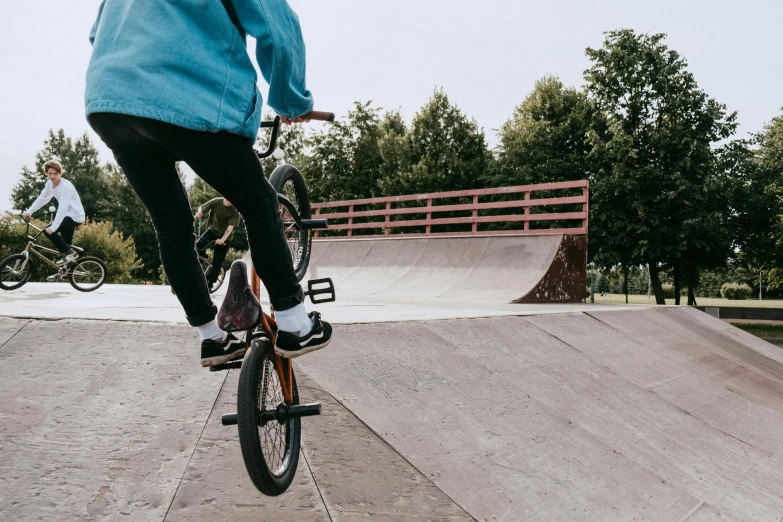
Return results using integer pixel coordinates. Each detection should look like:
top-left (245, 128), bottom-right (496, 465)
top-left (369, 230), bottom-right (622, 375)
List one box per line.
top-left (1, 0), bottom-right (781, 210)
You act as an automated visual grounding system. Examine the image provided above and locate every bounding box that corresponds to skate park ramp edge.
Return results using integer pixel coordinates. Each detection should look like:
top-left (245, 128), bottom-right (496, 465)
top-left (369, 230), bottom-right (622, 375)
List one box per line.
top-left (300, 234), bottom-right (587, 304)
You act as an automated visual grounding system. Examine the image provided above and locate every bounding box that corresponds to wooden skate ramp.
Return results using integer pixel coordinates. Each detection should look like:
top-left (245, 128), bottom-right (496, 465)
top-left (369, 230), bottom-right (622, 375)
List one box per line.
top-left (295, 306), bottom-right (783, 521)
top-left (300, 234), bottom-right (587, 303)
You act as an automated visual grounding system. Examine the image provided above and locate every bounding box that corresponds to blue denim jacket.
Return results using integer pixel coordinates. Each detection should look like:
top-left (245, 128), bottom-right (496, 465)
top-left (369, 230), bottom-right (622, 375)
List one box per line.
top-left (85, 0), bottom-right (314, 140)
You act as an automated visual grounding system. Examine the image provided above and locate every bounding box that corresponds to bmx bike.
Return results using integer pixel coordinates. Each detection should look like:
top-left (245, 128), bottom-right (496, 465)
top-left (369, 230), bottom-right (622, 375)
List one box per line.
top-left (170, 239), bottom-right (226, 295)
top-left (209, 111), bottom-right (336, 496)
top-left (0, 219), bottom-right (107, 292)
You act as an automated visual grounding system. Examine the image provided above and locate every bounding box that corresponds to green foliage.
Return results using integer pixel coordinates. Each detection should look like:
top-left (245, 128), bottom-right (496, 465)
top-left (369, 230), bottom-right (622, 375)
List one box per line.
top-left (584, 30), bottom-right (737, 302)
top-left (11, 129), bottom-right (114, 221)
top-left (301, 101), bottom-right (387, 202)
top-left (766, 268), bottom-right (783, 292)
top-left (0, 213), bottom-right (34, 262)
top-left (72, 220), bottom-right (141, 283)
top-left (730, 323), bottom-right (783, 339)
top-left (188, 177), bottom-right (220, 210)
top-left (731, 110), bottom-right (783, 275)
top-left (597, 272), bottom-right (609, 293)
top-left (102, 164), bottom-right (162, 281)
top-left (490, 76), bottom-right (597, 187)
top-left (378, 89), bottom-right (490, 196)
top-left (720, 282), bottom-right (752, 300)
top-left (224, 248), bottom-right (247, 267)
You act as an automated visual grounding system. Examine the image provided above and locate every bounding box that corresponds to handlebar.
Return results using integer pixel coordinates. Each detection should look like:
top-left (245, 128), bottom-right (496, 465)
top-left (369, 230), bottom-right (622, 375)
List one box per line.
top-left (305, 111), bottom-right (336, 122)
top-left (20, 218), bottom-right (44, 241)
top-left (257, 110), bottom-right (335, 159)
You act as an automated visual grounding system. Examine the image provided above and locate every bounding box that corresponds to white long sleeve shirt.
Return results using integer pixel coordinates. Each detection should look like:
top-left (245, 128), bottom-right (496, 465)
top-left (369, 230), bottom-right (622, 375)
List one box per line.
top-left (25, 178), bottom-right (86, 232)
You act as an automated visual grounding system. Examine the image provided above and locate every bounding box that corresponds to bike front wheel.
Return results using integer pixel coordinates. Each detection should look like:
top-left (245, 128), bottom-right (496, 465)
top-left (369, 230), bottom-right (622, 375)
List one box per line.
top-left (269, 164), bottom-right (312, 282)
top-left (69, 257), bottom-right (107, 292)
top-left (0, 254), bottom-right (33, 290)
top-left (200, 258), bottom-right (225, 294)
top-left (237, 338), bottom-right (301, 496)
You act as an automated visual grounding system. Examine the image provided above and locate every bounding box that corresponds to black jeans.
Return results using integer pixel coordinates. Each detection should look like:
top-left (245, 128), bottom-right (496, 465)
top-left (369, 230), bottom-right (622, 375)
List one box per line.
top-left (45, 216), bottom-right (80, 253)
top-left (196, 230), bottom-right (229, 284)
top-left (88, 113), bottom-right (303, 326)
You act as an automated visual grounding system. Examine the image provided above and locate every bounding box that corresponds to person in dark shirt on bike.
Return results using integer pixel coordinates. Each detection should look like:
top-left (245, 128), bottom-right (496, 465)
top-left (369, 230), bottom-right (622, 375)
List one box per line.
top-left (85, 0), bottom-right (332, 367)
top-left (194, 197), bottom-right (240, 289)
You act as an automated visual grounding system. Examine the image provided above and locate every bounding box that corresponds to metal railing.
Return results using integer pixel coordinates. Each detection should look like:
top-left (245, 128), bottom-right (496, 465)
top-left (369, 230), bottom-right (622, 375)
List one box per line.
top-left (311, 180), bottom-right (589, 239)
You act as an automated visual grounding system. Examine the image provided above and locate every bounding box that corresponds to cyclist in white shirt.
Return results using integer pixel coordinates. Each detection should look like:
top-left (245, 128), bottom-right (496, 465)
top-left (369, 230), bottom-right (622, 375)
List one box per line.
top-left (22, 159), bottom-right (86, 264)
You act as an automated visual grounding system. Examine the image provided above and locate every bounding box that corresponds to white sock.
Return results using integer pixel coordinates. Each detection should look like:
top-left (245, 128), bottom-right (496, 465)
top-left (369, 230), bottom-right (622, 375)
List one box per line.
top-left (197, 319), bottom-right (227, 342)
top-left (275, 303), bottom-right (313, 336)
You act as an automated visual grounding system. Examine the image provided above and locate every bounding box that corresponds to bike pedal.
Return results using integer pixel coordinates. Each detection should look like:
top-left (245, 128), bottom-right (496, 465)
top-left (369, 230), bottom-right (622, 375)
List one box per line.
top-left (209, 360), bottom-right (244, 372)
top-left (304, 278), bottom-right (336, 304)
top-left (221, 413), bottom-right (238, 426)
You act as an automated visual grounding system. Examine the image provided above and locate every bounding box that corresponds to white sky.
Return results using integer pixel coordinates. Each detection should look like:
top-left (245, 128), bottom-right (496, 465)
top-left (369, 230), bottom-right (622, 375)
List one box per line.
top-left (1, 0), bottom-right (781, 210)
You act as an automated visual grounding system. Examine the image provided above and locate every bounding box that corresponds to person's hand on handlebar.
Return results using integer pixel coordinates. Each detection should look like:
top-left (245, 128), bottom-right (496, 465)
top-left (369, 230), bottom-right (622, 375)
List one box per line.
top-left (21, 212), bottom-right (31, 222)
top-left (280, 115), bottom-right (312, 125)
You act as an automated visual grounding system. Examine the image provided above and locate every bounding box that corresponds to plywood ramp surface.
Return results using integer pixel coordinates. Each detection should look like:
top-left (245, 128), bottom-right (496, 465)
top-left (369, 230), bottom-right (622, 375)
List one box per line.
top-left (296, 307), bottom-right (783, 521)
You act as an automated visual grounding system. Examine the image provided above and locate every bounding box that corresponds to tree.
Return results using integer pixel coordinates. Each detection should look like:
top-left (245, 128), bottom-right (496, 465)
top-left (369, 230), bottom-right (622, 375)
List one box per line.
top-left (379, 89), bottom-right (490, 196)
top-left (11, 129), bottom-right (114, 221)
top-left (300, 101), bottom-right (386, 203)
top-left (584, 30), bottom-right (737, 304)
top-left (72, 220), bottom-right (142, 283)
top-left (105, 162), bottom-right (190, 281)
top-left (187, 176), bottom-right (220, 211)
top-left (490, 76), bottom-right (597, 187)
top-left (103, 164), bottom-right (161, 280)
top-left (732, 110), bottom-right (783, 289)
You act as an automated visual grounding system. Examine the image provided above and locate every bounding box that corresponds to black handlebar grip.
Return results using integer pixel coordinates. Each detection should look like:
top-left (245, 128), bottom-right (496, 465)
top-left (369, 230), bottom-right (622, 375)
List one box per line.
top-left (306, 111), bottom-right (335, 122)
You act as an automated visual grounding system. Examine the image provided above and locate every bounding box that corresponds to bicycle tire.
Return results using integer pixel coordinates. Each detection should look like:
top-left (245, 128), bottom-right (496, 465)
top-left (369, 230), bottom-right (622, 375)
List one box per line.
top-left (209, 266), bottom-right (226, 293)
top-left (237, 338), bottom-right (301, 496)
top-left (69, 257), bottom-right (107, 292)
top-left (269, 164), bottom-right (312, 282)
top-left (0, 254), bottom-right (33, 290)
top-left (200, 257), bottom-right (226, 294)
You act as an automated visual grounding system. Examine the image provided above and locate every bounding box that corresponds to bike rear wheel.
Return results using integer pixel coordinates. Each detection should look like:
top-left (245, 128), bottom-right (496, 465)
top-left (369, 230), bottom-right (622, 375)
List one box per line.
top-left (237, 338), bottom-right (301, 496)
top-left (69, 257), bottom-right (107, 292)
top-left (0, 254), bottom-right (33, 290)
top-left (269, 164), bottom-right (312, 282)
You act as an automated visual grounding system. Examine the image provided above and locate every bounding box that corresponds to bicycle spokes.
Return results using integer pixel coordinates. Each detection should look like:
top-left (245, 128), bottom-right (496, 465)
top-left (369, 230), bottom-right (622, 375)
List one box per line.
top-left (1, 259), bottom-right (29, 282)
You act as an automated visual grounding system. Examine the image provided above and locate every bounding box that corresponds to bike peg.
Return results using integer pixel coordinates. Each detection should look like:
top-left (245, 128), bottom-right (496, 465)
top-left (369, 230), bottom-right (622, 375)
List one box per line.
top-left (304, 278), bottom-right (336, 304)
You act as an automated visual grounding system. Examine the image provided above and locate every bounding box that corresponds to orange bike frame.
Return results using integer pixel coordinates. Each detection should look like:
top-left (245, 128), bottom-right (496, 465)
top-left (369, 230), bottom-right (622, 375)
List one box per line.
top-left (248, 266), bottom-right (295, 404)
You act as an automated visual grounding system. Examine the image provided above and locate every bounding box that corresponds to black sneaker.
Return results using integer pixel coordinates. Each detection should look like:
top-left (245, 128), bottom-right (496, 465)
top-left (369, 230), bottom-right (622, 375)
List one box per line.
top-left (275, 312), bottom-right (332, 358)
top-left (201, 333), bottom-right (246, 367)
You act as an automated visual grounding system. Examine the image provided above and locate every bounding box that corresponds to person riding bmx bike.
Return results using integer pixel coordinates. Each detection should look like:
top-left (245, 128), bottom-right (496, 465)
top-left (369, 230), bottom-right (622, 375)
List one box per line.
top-left (85, 0), bottom-right (332, 367)
top-left (22, 159), bottom-right (86, 271)
top-left (194, 197), bottom-right (239, 290)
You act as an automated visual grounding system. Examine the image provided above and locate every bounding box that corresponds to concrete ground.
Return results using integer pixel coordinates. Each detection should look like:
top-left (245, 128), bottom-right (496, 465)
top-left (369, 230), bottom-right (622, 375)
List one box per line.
top-left (2, 284), bottom-right (783, 521)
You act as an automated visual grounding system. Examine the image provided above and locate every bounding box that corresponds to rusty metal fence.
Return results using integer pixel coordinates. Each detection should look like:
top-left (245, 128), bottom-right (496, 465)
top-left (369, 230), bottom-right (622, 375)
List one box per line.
top-left (310, 180), bottom-right (589, 238)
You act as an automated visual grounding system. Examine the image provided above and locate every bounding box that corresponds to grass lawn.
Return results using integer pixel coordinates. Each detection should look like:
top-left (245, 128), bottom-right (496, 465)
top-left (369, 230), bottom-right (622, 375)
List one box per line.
top-left (730, 322), bottom-right (783, 339)
top-left (590, 293), bottom-right (783, 308)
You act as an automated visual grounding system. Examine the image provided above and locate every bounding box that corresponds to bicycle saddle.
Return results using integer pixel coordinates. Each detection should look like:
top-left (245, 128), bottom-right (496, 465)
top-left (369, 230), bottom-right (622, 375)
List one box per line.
top-left (218, 260), bottom-right (262, 332)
